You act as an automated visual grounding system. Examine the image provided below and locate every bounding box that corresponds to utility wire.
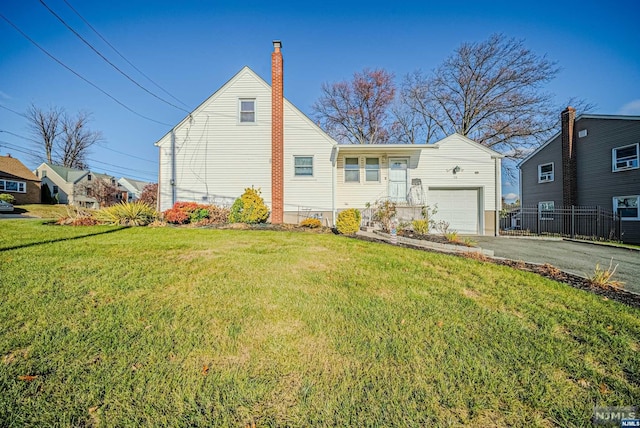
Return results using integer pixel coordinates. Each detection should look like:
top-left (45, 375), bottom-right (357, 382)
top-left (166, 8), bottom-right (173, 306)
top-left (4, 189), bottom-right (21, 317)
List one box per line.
top-left (98, 145), bottom-right (157, 164)
top-left (39, 0), bottom-right (189, 113)
top-left (61, 0), bottom-right (190, 109)
top-left (0, 13), bottom-right (172, 127)
top-left (0, 104), bottom-right (28, 118)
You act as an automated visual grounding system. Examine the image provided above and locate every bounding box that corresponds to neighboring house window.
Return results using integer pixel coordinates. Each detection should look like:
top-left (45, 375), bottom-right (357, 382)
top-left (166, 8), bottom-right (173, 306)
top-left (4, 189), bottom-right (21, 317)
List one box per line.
top-left (53, 185), bottom-right (59, 194)
top-left (239, 99), bottom-right (256, 123)
top-left (344, 158), bottom-right (359, 182)
top-left (538, 201), bottom-right (554, 220)
top-left (613, 195), bottom-right (639, 220)
top-left (365, 158), bottom-right (380, 182)
top-left (0, 180), bottom-right (26, 193)
top-left (87, 174), bottom-right (92, 181)
top-left (42, 170), bottom-right (47, 178)
top-left (538, 162), bottom-right (554, 183)
top-left (612, 143), bottom-right (639, 172)
top-left (294, 156), bottom-right (313, 176)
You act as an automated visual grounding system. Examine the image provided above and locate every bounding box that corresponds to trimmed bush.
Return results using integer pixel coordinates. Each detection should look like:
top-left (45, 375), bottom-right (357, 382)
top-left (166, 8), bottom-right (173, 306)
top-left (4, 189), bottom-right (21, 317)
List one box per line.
top-left (101, 201), bottom-right (158, 226)
top-left (336, 209), bottom-right (361, 235)
top-left (229, 188), bottom-right (269, 224)
top-left (0, 193), bottom-right (15, 204)
top-left (300, 218), bottom-right (322, 228)
top-left (162, 202), bottom-right (229, 225)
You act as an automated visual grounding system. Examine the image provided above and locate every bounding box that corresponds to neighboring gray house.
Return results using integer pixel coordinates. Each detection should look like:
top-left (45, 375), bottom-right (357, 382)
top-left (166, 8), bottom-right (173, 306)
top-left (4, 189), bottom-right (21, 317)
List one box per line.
top-left (118, 177), bottom-right (151, 201)
top-left (519, 107), bottom-right (640, 243)
top-left (35, 163), bottom-right (118, 209)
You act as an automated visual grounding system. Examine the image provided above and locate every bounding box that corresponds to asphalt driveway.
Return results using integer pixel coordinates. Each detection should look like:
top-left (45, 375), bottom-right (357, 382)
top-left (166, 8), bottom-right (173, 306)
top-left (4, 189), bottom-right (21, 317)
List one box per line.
top-left (474, 236), bottom-right (640, 294)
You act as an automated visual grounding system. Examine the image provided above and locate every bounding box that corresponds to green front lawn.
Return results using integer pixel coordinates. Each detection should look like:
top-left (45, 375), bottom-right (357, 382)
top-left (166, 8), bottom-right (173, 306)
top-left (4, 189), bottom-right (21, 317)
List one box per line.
top-left (1, 221), bottom-right (638, 426)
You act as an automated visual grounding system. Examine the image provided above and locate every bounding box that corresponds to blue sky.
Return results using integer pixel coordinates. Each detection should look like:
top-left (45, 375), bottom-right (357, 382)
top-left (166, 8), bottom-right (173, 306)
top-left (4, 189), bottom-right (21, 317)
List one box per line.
top-left (1, 0), bottom-right (639, 200)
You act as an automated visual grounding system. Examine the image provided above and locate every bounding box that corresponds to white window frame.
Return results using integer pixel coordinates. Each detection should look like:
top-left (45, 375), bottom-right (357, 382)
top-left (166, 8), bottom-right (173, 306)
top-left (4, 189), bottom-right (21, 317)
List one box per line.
top-left (365, 157), bottom-right (380, 182)
top-left (537, 162), bottom-right (554, 183)
top-left (613, 195), bottom-right (640, 221)
top-left (612, 143), bottom-right (639, 172)
top-left (294, 156), bottom-right (313, 177)
top-left (344, 157), bottom-right (360, 183)
top-left (0, 179), bottom-right (26, 193)
top-left (239, 98), bottom-right (256, 124)
top-left (538, 201), bottom-right (554, 220)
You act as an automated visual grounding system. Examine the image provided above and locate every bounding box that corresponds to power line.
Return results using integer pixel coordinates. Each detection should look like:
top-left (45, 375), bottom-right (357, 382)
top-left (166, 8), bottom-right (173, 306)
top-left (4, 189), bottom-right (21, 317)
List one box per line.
top-left (61, 0), bottom-right (189, 110)
top-left (0, 104), bottom-right (27, 118)
top-left (98, 145), bottom-right (157, 164)
top-left (0, 12), bottom-right (172, 127)
top-left (39, 0), bottom-right (189, 113)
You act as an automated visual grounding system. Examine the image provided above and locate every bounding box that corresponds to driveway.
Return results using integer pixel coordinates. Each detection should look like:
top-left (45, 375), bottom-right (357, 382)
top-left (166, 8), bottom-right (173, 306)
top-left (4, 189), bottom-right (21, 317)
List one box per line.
top-left (474, 236), bottom-right (640, 294)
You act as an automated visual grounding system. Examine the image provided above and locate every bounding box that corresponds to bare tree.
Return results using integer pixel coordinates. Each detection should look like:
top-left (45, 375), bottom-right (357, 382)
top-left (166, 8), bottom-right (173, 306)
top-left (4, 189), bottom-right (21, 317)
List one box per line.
top-left (313, 68), bottom-right (396, 144)
top-left (26, 105), bottom-right (102, 169)
top-left (390, 72), bottom-right (439, 144)
top-left (57, 111), bottom-right (102, 169)
top-left (80, 175), bottom-right (119, 207)
top-left (27, 104), bottom-right (63, 164)
top-left (399, 34), bottom-right (560, 158)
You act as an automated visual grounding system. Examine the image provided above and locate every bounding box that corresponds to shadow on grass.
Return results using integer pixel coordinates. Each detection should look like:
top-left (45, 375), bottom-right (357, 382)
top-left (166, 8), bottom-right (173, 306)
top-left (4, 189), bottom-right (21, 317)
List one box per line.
top-left (0, 226), bottom-right (129, 252)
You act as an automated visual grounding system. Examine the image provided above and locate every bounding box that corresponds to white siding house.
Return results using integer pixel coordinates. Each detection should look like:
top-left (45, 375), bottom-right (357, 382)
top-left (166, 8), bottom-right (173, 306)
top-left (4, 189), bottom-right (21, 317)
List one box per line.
top-left (155, 43), bottom-right (503, 234)
top-left (155, 66), bottom-right (336, 223)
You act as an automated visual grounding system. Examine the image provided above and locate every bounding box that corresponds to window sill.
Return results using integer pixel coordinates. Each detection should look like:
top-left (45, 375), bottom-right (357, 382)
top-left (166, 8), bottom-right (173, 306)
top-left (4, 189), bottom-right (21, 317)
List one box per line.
top-left (612, 166), bottom-right (639, 173)
top-left (620, 218), bottom-right (640, 221)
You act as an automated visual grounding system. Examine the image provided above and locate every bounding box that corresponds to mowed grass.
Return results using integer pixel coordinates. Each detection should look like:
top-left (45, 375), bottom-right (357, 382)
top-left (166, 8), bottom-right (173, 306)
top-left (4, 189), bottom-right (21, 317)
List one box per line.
top-left (1, 221), bottom-right (639, 427)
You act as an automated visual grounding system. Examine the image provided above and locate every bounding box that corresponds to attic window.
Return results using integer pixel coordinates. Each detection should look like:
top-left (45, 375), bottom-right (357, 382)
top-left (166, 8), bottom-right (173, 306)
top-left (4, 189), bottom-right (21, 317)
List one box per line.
top-left (538, 162), bottom-right (554, 183)
top-left (239, 99), bottom-right (256, 123)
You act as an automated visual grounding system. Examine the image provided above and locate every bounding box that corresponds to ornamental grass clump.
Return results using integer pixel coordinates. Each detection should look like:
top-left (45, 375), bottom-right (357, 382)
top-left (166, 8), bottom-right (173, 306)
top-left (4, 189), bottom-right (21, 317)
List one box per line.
top-left (101, 201), bottom-right (158, 226)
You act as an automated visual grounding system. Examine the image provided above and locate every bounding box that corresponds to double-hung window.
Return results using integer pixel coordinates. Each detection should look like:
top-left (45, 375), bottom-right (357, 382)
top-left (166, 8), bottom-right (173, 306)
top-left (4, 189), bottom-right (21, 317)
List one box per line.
top-left (239, 99), bottom-right (256, 123)
top-left (612, 143), bottom-right (639, 172)
top-left (344, 158), bottom-right (359, 182)
top-left (0, 179), bottom-right (26, 193)
top-left (613, 196), bottom-right (639, 220)
top-left (538, 201), bottom-right (554, 220)
top-left (294, 156), bottom-right (313, 177)
top-left (538, 162), bottom-right (554, 183)
top-left (365, 158), bottom-right (380, 182)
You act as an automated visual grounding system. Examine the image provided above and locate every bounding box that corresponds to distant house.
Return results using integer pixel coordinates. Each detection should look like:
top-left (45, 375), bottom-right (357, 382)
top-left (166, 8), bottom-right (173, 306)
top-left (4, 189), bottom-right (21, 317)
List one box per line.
top-left (0, 154), bottom-right (41, 204)
top-left (117, 177), bottom-right (151, 202)
top-left (35, 163), bottom-right (118, 209)
top-left (155, 42), bottom-right (503, 234)
top-left (519, 107), bottom-right (640, 243)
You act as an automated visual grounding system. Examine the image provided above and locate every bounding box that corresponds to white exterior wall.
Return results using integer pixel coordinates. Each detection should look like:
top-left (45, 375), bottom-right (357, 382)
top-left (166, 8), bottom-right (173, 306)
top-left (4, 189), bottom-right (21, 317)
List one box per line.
top-left (336, 134), bottom-right (499, 217)
top-left (156, 67), bottom-right (335, 214)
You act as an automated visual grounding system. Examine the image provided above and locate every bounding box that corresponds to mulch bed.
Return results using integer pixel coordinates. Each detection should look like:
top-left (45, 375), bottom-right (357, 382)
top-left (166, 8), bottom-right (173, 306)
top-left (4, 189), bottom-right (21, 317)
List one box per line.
top-left (354, 233), bottom-right (640, 309)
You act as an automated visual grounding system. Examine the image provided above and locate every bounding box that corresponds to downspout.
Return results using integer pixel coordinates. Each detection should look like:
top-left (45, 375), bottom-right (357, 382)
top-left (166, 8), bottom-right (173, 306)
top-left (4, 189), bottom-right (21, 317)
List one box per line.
top-left (495, 157), bottom-right (501, 236)
top-left (171, 129), bottom-right (176, 207)
top-left (332, 145), bottom-right (338, 226)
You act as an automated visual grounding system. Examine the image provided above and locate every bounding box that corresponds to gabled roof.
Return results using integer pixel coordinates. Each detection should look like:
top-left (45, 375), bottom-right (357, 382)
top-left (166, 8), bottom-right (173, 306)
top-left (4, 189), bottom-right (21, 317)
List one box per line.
top-left (155, 66), bottom-right (337, 147)
top-left (45, 163), bottom-right (90, 183)
top-left (0, 155), bottom-right (40, 181)
top-left (118, 177), bottom-right (149, 193)
top-left (434, 133), bottom-right (504, 158)
top-left (518, 113), bottom-right (640, 167)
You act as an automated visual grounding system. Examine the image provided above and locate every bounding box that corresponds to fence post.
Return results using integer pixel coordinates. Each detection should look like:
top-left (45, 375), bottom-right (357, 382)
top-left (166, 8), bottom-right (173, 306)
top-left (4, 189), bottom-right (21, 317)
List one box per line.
top-left (570, 205), bottom-right (575, 239)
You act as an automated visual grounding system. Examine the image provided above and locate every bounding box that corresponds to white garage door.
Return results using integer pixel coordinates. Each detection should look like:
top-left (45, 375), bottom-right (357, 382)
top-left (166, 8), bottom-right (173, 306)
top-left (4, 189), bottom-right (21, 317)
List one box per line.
top-left (428, 189), bottom-right (479, 234)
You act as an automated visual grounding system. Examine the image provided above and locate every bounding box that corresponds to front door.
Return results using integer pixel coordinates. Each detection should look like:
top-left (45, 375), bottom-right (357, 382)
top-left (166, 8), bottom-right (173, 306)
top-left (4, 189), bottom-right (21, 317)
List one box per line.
top-left (388, 158), bottom-right (408, 203)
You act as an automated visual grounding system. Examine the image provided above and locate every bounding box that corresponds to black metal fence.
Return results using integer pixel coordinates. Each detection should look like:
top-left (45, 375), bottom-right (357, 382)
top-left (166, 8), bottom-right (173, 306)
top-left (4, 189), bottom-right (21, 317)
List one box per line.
top-left (500, 206), bottom-right (621, 241)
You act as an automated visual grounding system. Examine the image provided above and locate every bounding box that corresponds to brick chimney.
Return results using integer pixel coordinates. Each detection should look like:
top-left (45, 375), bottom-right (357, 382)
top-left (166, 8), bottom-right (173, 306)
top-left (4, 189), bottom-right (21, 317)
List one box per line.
top-left (561, 106), bottom-right (577, 206)
top-left (271, 40), bottom-right (284, 224)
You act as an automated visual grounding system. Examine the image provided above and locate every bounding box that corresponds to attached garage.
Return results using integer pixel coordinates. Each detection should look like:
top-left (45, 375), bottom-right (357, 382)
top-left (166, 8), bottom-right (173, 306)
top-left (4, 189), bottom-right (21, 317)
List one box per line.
top-left (428, 188), bottom-right (481, 234)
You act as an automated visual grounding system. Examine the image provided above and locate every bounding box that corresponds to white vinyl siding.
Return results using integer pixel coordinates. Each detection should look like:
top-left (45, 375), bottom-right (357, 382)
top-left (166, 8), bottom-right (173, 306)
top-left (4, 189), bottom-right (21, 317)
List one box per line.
top-left (156, 68), bottom-right (335, 214)
top-left (538, 162), bottom-right (554, 183)
top-left (612, 143), bottom-right (639, 172)
top-left (0, 179), bottom-right (26, 193)
top-left (613, 195), bottom-right (639, 220)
